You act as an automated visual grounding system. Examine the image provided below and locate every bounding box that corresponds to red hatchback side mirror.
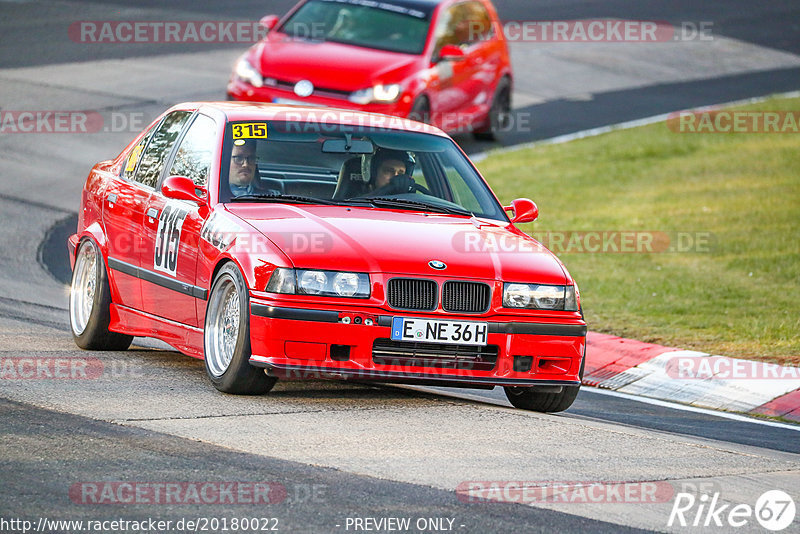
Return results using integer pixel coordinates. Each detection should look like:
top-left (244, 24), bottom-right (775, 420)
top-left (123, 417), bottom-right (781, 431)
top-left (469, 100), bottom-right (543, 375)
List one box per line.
top-left (260, 15), bottom-right (279, 31)
top-left (162, 175), bottom-right (208, 207)
top-left (438, 44), bottom-right (465, 61)
top-left (504, 198), bottom-right (539, 224)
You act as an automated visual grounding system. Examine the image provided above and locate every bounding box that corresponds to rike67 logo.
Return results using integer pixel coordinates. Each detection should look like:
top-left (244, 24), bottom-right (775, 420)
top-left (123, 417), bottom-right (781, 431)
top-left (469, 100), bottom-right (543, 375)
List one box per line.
top-left (668, 490), bottom-right (795, 531)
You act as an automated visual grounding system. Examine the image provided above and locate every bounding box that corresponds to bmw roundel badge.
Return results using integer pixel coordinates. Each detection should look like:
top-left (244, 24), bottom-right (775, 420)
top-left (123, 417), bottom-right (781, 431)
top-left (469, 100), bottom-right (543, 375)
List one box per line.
top-left (428, 260), bottom-right (446, 270)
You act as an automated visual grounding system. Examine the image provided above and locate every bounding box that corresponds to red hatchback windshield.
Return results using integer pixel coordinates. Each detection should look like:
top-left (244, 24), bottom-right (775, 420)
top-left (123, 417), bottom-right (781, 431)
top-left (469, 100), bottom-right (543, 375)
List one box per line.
top-left (280, 0), bottom-right (432, 54)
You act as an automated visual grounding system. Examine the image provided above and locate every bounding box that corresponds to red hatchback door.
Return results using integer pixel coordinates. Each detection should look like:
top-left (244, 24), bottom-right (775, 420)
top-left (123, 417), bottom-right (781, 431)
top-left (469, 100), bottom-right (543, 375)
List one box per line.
top-left (428, 0), bottom-right (508, 131)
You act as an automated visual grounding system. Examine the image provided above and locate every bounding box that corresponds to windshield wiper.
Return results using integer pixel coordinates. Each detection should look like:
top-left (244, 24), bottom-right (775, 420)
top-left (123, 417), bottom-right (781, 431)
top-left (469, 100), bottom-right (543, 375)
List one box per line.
top-left (230, 193), bottom-right (340, 205)
top-left (358, 197), bottom-right (473, 216)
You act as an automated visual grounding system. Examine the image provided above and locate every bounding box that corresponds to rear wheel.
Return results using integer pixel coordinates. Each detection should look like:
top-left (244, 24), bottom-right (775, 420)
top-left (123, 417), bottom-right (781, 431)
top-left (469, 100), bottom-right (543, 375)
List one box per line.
top-left (69, 238), bottom-right (133, 350)
top-left (204, 262), bottom-right (277, 395)
top-left (504, 349), bottom-right (585, 412)
top-left (473, 78), bottom-right (511, 141)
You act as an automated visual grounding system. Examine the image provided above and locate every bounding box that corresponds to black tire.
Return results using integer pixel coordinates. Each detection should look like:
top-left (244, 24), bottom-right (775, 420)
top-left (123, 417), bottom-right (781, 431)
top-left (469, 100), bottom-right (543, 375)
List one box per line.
top-left (473, 78), bottom-right (511, 141)
top-left (69, 238), bottom-right (133, 351)
top-left (504, 348), bottom-right (585, 413)
top-left (408, 96), bottom-right (431, 124)
top-left (203, 262), bottom-right (277, 395)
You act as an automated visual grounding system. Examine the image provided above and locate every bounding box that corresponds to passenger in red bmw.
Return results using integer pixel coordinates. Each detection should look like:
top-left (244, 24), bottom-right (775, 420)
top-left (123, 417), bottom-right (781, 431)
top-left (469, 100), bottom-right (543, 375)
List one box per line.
top-left (228, 139), bottom-right (258, 196)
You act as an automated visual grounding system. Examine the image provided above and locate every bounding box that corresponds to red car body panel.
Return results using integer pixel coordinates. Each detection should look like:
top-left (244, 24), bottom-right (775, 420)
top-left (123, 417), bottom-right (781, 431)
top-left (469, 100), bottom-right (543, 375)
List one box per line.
top-left (227, 0), bottom-right (512, 134)
top-left (70, 102), bottom-right (585, 390)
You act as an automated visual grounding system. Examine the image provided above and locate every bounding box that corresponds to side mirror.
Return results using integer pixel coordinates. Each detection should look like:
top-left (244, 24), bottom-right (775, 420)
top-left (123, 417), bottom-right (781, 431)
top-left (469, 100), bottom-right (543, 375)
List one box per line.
top-left (504, 198), bottom-right (538, 224)
top-left (162, 175), bottom-right (208, 206)
top-left (260, 15), bottom-right (279, 31)
top-left (437, 44), bottom-right (465, 62)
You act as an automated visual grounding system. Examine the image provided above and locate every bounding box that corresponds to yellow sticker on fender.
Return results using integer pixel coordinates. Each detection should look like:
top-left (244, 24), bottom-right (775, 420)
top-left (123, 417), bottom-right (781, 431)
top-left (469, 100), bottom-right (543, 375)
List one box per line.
top-left (232, 123), bottom-right (268, 139)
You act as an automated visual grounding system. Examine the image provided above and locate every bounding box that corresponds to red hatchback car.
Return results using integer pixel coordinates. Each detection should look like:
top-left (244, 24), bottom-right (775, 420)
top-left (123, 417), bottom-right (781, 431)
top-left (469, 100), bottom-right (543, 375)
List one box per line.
top-left (227, 0), bottom-right (513, 139)
top-left (69, 102), bottom-right (585, 412)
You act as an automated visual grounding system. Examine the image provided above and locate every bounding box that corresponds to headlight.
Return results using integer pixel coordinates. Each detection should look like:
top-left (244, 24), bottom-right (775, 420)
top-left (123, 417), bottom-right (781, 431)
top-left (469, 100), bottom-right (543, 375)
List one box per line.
top-left (332, 272), bottom-right (361, 297)
top-left (502, 283), bottom-right (578, 311)
top-left (373, 84), bottom-right (401, 102)
top-left (265, 267), bottom-right (295, 293)
top-left (299, 270), bottom-right (327, 295)
top-left (266, 268), bottom-right (370, 298)
top-left (235, 57), bottom-right (263, 88)
top-left (348, 84), bottom-right (402, 104)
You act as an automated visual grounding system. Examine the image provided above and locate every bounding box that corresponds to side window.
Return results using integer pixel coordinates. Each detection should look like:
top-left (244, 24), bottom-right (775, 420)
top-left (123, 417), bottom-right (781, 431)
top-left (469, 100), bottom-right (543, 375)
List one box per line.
top-left (464, 2), bottom-right (494, 42)
top-left (167, 114), bottom-right (217, 187)
top-left (133, 111), bottom-right (192, 188)
top-left (121, 124), bottom-right (158, 181)
top-left (433, 2), bottom-right (494, 56)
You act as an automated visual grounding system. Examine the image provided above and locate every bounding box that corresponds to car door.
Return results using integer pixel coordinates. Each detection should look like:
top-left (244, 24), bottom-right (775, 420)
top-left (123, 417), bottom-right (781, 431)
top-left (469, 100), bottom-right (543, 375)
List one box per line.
top-left (102, 120), bottom-right (161, 310)
top-left (428, 1), bottom-right (484, 129)
top-left (457, 1), bottom-right (504, 114)
top-left (140, 113), bottom-right (218, 327)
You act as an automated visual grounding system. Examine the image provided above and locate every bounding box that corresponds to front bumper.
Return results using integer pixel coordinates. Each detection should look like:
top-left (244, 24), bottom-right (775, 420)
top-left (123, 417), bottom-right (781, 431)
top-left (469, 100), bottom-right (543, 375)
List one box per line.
top-left (227, 79), bottom-right (411, 117)
top-left (248, 299), bottom-right (586, 389)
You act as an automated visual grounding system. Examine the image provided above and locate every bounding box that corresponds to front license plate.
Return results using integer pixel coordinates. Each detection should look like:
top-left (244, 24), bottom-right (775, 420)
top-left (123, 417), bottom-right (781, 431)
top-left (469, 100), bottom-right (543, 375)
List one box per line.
top-left (391, 317), bottom-right (489, 346)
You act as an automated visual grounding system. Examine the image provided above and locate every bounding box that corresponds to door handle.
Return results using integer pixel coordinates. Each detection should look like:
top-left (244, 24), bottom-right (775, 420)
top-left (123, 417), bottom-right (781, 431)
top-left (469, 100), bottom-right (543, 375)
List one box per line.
top-left (107, 193), bottom-right (117, 205)
top-left (146, 207), bottom-right (159, 219)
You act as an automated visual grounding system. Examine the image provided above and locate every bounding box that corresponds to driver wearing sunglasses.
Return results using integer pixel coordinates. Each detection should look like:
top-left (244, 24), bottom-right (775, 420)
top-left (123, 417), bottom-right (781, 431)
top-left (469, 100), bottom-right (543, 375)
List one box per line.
top-left (229, 139), bottom-right (258, 197)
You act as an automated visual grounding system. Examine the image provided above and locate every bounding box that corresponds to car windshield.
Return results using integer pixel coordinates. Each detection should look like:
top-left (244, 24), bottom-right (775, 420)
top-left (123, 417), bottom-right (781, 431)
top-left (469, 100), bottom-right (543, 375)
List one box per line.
top-left (279, 0), bottom-right (431, 55)
top-left (220, 120), bottom-right (508, 221)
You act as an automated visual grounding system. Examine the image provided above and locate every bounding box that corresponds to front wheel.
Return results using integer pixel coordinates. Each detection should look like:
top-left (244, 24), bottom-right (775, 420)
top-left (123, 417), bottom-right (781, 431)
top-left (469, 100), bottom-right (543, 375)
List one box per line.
top-left (504, 351), bottom-right (585, 412)
top-left (204, 262), bottom-right (277, 395)
top-left (69, 238), bottom-right (133, 351)
top-left (504, 384), bottom-right (580, 413)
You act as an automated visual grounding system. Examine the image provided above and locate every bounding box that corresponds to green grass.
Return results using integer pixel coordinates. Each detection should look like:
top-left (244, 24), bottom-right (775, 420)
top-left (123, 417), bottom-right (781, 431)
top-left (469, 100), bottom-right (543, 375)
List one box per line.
top-left (477, 96), bottom-right (800, 366)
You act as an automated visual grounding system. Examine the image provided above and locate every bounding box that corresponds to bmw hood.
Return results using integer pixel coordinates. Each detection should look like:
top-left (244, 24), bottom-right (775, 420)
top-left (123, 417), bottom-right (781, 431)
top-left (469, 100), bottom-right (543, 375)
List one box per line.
top-left (226, 205), bottom-right (569, 285)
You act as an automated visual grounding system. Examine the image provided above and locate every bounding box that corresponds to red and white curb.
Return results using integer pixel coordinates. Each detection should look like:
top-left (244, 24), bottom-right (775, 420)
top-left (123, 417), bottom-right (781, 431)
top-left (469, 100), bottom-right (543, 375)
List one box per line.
top-left (583, 332), bottom-right (800, 423)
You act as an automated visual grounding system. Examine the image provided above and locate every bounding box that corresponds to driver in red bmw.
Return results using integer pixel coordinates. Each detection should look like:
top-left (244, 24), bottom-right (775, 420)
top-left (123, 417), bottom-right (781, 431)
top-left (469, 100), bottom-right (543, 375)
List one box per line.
top-left (229, 139), bottom-right (259, 197)
top-left (367, 149), bottom-right (417, 195)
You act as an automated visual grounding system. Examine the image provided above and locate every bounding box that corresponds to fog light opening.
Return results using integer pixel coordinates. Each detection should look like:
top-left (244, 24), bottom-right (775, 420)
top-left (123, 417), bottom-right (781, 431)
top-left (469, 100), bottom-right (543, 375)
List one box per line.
top-left (513, 355), bottom-right (533, 373)
top-left (330, 345), bottom-right (351, 362)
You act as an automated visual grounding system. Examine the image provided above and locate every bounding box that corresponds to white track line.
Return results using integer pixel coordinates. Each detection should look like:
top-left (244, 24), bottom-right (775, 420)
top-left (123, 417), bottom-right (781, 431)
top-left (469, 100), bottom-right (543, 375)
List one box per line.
top-left (471, 90), bottom-right (800, 162)
top-left (584, 387), bottom-right (800, 432)
top-left (396, 384), bottom-right (800, 431)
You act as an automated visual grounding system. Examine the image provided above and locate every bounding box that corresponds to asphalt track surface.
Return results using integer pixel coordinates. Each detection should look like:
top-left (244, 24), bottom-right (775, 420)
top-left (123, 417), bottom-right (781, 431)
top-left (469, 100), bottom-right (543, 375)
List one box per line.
top-left (1, 1), bottom-right (800, 533)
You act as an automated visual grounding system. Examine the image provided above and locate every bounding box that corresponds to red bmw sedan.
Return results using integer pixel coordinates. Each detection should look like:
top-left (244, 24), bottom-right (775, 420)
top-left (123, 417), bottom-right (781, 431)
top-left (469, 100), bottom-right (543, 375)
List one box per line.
top-left (69, 102), bottom-right (585, 412)
top-left (227, 0), bottom-right (513, 139)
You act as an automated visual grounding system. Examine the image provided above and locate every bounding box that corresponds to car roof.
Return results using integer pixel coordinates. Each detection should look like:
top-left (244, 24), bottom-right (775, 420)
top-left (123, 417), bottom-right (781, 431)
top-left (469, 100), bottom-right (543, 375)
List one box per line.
top-left (178, 101), bottom-right (448, 137)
